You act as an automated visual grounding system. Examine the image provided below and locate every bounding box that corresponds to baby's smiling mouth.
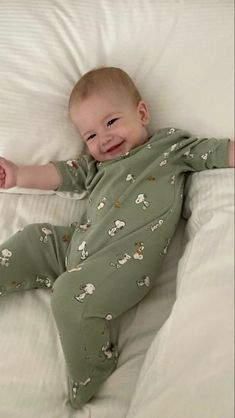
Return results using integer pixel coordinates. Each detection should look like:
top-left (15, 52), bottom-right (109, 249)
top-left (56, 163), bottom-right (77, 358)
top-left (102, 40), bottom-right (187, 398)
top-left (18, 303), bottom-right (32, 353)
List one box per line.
top-left (106, 140), bottom-right (125, 154)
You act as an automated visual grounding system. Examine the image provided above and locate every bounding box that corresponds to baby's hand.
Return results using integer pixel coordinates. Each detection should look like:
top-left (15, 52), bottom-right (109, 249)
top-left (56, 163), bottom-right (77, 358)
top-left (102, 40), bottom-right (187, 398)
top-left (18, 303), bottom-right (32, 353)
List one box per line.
top-left (0, 157), bottom-right (18, 189)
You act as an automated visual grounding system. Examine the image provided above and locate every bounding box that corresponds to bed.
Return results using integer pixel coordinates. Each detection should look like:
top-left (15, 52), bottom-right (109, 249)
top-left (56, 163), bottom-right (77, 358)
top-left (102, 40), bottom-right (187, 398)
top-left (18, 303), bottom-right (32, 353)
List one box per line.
top-left (0, 1), bottom-right (234, 417)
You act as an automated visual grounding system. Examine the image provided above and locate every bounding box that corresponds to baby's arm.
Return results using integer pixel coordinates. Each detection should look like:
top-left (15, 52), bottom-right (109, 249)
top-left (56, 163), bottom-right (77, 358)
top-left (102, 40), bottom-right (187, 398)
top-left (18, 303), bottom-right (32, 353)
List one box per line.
top-left (0, 157), bottom-right (61, 190)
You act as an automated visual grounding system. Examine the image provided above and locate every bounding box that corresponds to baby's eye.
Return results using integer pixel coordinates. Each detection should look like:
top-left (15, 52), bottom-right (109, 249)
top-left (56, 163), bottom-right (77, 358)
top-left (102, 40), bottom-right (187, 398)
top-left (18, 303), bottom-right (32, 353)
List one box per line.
top-left (107, 118), bottom-right (119, 126)
top-left (87, 133), bottom-right (96, 141)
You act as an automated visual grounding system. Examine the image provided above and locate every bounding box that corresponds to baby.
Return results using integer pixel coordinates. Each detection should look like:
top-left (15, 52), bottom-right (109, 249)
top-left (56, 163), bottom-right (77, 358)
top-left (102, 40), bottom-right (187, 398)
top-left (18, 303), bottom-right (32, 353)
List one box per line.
top-left (0, 67), bottom-right (234, 408)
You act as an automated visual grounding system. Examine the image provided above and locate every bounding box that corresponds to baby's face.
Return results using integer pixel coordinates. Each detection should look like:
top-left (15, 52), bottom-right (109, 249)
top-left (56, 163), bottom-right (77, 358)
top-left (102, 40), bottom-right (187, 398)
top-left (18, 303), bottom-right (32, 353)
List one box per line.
top-left (70, 90), bottom-right (150, 161)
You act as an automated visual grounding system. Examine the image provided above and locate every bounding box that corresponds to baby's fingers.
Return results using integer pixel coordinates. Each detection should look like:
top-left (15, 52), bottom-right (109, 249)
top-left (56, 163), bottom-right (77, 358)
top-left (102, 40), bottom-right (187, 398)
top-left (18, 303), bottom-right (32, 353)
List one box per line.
top-left (0, 164), bottom-right (6, 186)
top-left (0, 171), bottom-right (6, 187)
top-left (0, 167), bottom-right (6, 178)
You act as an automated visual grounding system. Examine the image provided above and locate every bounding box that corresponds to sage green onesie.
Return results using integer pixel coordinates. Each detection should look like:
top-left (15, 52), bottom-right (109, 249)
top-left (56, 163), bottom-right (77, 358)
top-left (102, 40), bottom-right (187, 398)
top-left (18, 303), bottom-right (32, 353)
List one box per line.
top-left (0, 128), bottom-right (229, 408)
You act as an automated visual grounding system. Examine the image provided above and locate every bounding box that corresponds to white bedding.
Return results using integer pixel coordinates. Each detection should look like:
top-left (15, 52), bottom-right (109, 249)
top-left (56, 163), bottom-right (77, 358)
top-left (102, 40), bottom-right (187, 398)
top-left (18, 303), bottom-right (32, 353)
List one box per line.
top-left (0, 1), bottom-right (234, 417)
top-left (127, 169), bottom-right (234, 418)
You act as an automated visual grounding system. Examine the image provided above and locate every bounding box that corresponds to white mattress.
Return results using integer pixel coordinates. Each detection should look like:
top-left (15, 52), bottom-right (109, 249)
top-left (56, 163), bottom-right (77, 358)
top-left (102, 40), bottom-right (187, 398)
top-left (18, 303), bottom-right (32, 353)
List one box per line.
top-left (0, 0), bottom-right (234, 417)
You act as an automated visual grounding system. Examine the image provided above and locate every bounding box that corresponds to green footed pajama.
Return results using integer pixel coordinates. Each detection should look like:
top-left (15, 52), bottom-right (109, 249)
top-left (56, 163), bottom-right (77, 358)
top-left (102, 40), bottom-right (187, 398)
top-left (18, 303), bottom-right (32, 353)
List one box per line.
top-left (0, 128), bottom-right (229, 408)
top-left (0, 217), bottom-right (173, 408)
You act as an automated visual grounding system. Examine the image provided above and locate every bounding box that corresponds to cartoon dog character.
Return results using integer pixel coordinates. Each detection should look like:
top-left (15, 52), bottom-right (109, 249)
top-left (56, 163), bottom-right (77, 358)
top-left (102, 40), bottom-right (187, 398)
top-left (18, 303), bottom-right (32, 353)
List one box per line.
top-left (0, 248), bottom-right (12, 266)
top-left (133, 242), bottom-right (144, 260)
top-left (137, 276), bottom-right (151, 288)
top-left (110, 253), bottom-right (132, 269)
top-left (150, 219), bottom-right (164, 232)
top-left (101, 342), bottom-right (113, 359)
top-left (108, 220), bottom-right (126, 237)
top-left (126, 174), bottom-right (135, 182)
top-left (78, 241), bottom-right (89, 260)
top-left (74, 283), bottom-right (96, 303)
top-left (36, 276), bottom-right (52, 288)
top-left (135, 193), bottom-right (150, 210)
top-left (97, 197), bottom-right (107, 210)
top-left (71, 377), bottom-right (91, 399)
top-left (40, 227), bottom-right (52, 243)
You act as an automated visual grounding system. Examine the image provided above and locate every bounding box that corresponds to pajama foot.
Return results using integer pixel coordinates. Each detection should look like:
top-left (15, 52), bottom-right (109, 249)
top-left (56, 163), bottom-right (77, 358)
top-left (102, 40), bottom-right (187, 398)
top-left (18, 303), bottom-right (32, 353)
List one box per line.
top-left (69, 379), bottom-right (83, 409)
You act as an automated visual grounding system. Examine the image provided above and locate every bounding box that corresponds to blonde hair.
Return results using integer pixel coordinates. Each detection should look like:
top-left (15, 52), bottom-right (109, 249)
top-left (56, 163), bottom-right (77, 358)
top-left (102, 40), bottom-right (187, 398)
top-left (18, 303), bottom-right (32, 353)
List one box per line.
top-left (69, 67), bottom-right (142, 108)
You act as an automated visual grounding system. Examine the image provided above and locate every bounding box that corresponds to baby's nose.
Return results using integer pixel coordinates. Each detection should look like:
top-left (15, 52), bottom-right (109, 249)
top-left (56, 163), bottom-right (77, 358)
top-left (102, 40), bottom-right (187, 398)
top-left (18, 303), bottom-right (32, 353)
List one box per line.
top-left (101, 133), bottom-right (113, 147)
top-left (102, 132), bottom-right (112, 142)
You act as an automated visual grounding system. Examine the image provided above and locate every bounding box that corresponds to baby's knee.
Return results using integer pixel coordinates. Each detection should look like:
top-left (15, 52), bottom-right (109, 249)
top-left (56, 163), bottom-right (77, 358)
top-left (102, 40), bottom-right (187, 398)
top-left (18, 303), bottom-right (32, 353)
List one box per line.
top-left (13, 223), bottom-right (45, 242)
top-left (51, 273), bottom-right (67, 313)
top-left (51, 272), bottom-right (82, 323)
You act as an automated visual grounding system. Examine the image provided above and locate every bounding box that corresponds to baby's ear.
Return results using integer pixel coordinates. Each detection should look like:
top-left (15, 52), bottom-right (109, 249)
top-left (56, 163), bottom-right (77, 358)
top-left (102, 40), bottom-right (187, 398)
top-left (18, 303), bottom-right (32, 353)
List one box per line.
top-left (137, 100), bottom-right (150, 125)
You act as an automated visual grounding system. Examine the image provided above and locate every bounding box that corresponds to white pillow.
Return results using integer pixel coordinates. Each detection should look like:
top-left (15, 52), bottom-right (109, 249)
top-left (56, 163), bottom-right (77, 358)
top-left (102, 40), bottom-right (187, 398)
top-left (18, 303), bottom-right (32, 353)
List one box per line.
top-left (127, 168), bottom-right (234, 418)
top-left (178, 168), bottom-right (234, 295)
top-left (0, 0), bottom-right (233, 194)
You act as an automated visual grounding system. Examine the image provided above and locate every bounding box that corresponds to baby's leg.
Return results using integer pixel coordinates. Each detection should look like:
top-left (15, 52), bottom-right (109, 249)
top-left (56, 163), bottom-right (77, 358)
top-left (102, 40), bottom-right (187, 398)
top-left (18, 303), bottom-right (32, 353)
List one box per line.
top-left (0, 223), bottom-right (74, 296)
top-left (51, 242), bottom-right (160, 408)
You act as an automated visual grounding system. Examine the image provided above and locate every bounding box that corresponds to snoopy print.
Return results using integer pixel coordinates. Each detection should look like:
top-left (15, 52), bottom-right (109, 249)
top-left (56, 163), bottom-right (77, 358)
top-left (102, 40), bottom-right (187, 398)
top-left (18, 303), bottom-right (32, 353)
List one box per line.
top-left (101, 342), bottom-right (113, 359)
top-left (36, 275), bottom-right (52, 288)
top-left (110, 253), bottom-right (132, 269)
top-left (160, 238), bottom-right (171, 257)
top-left (150, 219), bottom-right (164, 232)
top-left (74, 283), bottom-right (96, 303)
top-left (133, 242), bottom-right (144, 260)
top-left (66, 159), bottom-right (80, 176)
top-left (71, 377), bottom-right (91, 399)
top-left (40, 227), bottom-right (52, 243)
top-left (135, 193), bottom-right (150, 210)
top-left (78, 221), bottom-right (91, 231)
top-left (68, 265), bottom-right (83, 273)
top-left (137, 276), bottom-right (151, 288)
top-left (126, 174), bottom-right (135, 183)
top-left (110, 241), bottom-right (145, 269)
top-left (184, 149), bottom-right (194, 159)
top-left (77, 241), bottom-right (89, 260)
top-left (0, 249), bottom-right (12, 267)
top-left (167, 128), bottom-right (176, 135)
top-left (97, 197), bottom-right (107, 210)
top-left (108, 220), bottom-right (126, 237)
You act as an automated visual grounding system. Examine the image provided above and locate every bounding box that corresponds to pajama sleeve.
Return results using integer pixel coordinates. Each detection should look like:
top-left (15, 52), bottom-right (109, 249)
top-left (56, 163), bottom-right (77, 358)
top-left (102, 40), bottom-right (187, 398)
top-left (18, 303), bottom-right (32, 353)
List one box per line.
top-left (162, 129), bottom-right (230, 172)
top-left (52, 155), bottom-right (98, 193)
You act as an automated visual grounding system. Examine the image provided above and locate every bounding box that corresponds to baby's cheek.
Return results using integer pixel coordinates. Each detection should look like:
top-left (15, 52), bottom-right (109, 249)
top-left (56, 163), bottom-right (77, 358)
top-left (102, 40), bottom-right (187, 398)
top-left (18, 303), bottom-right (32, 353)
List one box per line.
top-left (87, 142), bottom-right (97, 156)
